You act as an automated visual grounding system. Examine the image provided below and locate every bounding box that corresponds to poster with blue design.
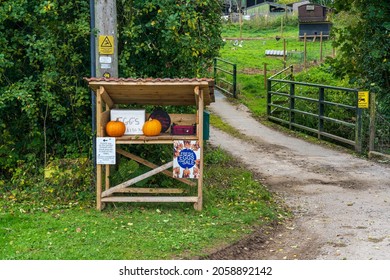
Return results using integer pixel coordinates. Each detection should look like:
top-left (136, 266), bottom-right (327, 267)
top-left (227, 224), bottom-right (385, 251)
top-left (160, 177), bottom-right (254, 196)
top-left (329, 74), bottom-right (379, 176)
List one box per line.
top-left (173, 140), bottom-right (201, 179)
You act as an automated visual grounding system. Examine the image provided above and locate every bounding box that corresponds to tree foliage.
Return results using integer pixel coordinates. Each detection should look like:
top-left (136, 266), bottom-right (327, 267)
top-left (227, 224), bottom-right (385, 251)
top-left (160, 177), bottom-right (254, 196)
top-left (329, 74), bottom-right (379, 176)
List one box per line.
top-left (117, 0), bottom-right (224, 77)
top-left (0, 0), bottom-right (224, 182)
top-left (0, 1), bottom-right (91, 178)
top-left (328, 0), bottom-right (390, 111)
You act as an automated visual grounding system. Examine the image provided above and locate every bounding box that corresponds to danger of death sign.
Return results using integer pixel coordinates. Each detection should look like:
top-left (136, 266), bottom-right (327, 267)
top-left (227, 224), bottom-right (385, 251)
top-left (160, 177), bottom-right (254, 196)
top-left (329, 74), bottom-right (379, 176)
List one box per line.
top-left (98, 35), bottom-right (114, 54)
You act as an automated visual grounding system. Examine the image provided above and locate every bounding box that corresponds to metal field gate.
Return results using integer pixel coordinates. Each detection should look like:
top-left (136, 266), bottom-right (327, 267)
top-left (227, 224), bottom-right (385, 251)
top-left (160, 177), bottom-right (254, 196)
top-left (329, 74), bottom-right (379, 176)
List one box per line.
top-left (267, 66), bottom-right (363, 152)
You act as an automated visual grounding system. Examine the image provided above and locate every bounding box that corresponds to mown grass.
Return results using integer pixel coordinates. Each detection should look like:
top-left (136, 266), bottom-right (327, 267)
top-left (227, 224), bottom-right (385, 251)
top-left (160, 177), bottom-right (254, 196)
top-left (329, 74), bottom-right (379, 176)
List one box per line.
top-left (0, 144), bottom-right (287, 260)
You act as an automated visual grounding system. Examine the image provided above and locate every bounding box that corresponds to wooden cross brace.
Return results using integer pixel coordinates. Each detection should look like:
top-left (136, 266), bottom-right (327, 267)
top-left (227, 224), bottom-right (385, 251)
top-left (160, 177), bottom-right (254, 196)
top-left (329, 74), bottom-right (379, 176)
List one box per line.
top-left (101, 161), bottom-right (174, 198)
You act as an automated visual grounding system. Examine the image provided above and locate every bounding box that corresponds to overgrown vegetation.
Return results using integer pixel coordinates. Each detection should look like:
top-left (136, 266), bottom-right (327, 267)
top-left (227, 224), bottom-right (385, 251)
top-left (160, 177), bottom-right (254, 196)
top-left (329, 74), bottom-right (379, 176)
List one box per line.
top-left (329, 0), bottom-right (390, 115)
top-left (118, 0), bottom-right (224, 77)
top-left (0, 0), bottom-right (223, 192)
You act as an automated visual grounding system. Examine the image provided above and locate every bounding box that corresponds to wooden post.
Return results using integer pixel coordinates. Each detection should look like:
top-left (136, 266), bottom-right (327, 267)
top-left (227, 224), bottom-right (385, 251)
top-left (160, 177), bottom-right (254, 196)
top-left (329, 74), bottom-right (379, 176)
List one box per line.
top-left (95, 0), bottom-right (118, 78)
top-left (320, 32), bottom-right (323, 62)
top-left (283, 38), bottom-right (286, 68)
top-left (280, 14), bottom-right (283, 38)
top-left (195, 86), bottom-right (204, 211)
top-left (304, 33), bottom-right (307, 69)
top-left (263, 63), bottom-right (268, 90)
top-left (369, 92), bottom-right (376, 152)
top-left (96, 87), bottom-right (103, 210)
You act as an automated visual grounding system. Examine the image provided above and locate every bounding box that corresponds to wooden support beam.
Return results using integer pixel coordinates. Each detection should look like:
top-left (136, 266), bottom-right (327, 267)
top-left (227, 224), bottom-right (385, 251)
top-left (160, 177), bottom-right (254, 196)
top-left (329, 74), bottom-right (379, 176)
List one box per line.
top-left (196, 87), bottom-right (204, 211)
top-left (101, 161), bottom-right (173, 197)
top-left (116, 148), bottom-right (196, 187)
top-left (113, 188), bottom-right (185, 194)
top-left (101, 196), bottom-right (198, 203)
top-left (100, 87), bottom-right (115, 109)
top-left (96, 87), bottom-right (103, 210)
top-left (194, 86), bottom-right (200, 107)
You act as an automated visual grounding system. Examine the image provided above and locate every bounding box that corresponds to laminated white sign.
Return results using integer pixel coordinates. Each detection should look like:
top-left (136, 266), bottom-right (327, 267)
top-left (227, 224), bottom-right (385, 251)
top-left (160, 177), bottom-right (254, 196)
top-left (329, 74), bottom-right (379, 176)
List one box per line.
top-left (96, 137), bottom-right (116, 165)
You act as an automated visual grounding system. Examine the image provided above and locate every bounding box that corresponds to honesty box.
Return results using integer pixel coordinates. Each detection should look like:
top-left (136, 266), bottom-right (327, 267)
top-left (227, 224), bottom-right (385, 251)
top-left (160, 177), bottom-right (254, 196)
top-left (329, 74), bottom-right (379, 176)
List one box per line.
top-left (110, 109), bottom-right (145, 135)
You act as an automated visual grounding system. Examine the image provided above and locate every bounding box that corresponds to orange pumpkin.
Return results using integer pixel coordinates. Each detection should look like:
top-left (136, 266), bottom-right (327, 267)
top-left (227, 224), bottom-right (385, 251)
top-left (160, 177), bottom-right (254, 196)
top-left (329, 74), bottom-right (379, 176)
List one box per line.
top-left (106, 119), bottom-right (126, 137)
top-left (142, 118), bottom-right (162, 136)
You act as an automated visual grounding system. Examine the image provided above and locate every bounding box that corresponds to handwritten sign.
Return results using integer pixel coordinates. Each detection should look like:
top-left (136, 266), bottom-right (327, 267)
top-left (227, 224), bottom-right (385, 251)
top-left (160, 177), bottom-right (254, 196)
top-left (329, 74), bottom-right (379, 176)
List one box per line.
top-left (110, 109), bottom-right (145, 135)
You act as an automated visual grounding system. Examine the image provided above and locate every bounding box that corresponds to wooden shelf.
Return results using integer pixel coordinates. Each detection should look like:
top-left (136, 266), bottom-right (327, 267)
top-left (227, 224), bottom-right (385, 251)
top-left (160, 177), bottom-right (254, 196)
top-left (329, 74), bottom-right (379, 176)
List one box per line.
top-left (115, 134), bottom-right (198, 144)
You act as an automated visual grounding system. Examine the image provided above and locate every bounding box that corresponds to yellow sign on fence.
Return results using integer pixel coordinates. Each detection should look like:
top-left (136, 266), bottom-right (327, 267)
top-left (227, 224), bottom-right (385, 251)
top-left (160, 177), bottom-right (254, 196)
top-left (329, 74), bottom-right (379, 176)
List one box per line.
top-left (98, 35), bottom-right (114, 54)
top-left (358, 91), bottom-right (369, 108)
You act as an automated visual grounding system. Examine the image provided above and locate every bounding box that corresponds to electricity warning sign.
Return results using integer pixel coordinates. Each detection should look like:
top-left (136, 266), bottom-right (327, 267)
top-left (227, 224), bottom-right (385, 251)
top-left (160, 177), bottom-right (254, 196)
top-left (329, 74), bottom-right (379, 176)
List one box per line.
top-left (98, 35), bottom-right (114, 54)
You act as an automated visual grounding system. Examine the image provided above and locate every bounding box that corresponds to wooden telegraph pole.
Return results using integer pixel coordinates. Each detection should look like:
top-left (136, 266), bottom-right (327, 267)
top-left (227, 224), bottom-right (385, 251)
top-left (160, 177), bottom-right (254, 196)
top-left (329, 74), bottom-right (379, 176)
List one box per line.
top-left (95, 0), bottom-right (118, 78)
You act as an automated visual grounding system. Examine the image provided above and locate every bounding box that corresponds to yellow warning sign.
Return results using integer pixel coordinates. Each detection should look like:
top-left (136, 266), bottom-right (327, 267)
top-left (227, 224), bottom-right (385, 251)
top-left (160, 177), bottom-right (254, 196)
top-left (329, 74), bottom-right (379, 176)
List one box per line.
top-left (358, 91), bottom-right (369, 108)
top-left (98, 35), bottom-right (114, 54)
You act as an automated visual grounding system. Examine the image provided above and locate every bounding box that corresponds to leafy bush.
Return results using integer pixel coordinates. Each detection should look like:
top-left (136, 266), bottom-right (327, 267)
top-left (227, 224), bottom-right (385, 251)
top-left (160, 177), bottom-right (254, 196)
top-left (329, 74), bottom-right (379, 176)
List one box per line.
top-left (0, 1), bottom-right (223, 191)
top-left (1, 158), bottom-right (94, 213)
top-left (118, 0), bottom-right (224, 77)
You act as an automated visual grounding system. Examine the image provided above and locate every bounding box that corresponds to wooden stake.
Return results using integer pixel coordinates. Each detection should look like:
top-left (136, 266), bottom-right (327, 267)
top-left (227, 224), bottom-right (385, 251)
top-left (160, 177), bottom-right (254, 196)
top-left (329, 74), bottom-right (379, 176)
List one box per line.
top-left (304, 33), bottom-right (307, 69)
top-left (320, 32), bottom-right (323, 62)
top-left (369, 92), bottom-right (376, 152)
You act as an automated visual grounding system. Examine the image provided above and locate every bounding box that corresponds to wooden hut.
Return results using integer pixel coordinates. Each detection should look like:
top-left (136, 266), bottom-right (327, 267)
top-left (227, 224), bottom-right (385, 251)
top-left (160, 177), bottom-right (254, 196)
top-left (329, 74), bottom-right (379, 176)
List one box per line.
top-left (298, 3), bottom-right (332, 39)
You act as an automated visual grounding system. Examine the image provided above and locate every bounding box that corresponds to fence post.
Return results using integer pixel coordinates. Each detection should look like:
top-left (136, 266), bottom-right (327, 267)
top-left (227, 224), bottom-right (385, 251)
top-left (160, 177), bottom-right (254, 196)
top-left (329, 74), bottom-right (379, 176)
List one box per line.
top-left (283, 39), bottom-right (286, 68)
top-left (355, 97), bottom-right (363, 153)
top-left (369, 91), bottom-right (376, 152)
top-left (320, 32), bottom-right (323, 62)
top-left (318, 87), bottom-right (325, 140)
top-left (233, 64), bottom-right (237, 98)
top-left (264, 63), bottom-right (268, 90)
top-left (289, 83), bottom-right (295, 129)
top-left (267, 79), bottom-right (272, 117)
top-left (304, 33), bottom-right (307, 69)
top-left (213, 58), bottom-right (217, 81)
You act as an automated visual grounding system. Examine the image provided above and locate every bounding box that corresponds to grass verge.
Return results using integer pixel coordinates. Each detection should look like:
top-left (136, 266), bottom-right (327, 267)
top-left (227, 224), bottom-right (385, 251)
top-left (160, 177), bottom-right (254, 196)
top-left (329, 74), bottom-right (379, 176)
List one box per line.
top-left (0, 144), bottom-right (287, 260)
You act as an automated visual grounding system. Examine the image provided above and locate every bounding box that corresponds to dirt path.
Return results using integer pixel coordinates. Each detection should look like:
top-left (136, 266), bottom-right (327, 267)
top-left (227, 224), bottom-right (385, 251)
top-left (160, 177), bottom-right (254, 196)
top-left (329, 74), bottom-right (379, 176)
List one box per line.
top-left (205, 91), bottom-right (390, 260)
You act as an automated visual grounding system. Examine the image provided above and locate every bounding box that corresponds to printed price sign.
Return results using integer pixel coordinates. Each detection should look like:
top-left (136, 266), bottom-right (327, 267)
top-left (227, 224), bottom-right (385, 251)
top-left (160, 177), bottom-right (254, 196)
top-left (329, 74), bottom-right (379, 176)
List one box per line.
top-left (96, 137), bottom-right (116, 165)
top-left (173, 140), bottom-right (201, 179)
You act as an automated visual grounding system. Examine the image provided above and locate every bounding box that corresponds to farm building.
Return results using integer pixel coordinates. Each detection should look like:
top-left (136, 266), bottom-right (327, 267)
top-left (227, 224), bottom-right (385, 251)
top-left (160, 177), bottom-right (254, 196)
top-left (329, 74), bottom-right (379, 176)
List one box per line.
top-left (290, 1), bottom-right (311, 14)
top-left (298, 3), bottom-right (332, 39)
top-left (246, 1), bottom-right (292, 17)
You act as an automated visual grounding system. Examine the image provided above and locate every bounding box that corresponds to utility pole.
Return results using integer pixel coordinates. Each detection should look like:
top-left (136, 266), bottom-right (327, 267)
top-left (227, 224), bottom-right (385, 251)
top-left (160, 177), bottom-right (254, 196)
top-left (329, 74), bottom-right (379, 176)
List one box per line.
top-left (91, 0), bottom-right (118, 175)
top-left (95, 0), bottom-right (118, 78)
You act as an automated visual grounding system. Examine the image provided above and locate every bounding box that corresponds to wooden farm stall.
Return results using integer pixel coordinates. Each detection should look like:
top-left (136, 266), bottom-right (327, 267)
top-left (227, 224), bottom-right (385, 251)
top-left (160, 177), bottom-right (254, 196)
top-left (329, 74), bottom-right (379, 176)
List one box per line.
top-left (85, 78), bottom-right (215, 211)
